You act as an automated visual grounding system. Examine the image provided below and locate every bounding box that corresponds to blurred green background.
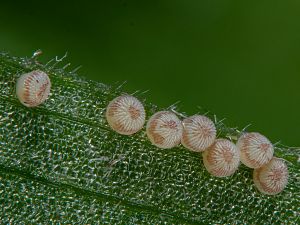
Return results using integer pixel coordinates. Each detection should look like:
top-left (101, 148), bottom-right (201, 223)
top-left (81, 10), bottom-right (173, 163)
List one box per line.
top-left (0, 0), bottom-right (299, 145)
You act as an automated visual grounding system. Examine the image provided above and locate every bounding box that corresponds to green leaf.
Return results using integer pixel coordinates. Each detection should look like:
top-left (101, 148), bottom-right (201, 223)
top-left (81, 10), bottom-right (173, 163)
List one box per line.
top-left (0, 53), bottom-right (299, 224)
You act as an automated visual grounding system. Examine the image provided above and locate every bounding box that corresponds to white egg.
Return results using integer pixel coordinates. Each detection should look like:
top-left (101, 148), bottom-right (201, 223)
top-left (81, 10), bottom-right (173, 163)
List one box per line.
top-left (16, 70), bottom-right (51, 107)
top-left (253, 157), bottom-right (288, 195)
top-left (237, 132), bottom-right (273, 168)
top-left (203, 139), bottom-right (240, 177)
top-left (146, 111), bottom-right (183, 149)
top-left (181, 115), bottom-right (216, 152)
top-left (106, 95), bottom-right (146, 135)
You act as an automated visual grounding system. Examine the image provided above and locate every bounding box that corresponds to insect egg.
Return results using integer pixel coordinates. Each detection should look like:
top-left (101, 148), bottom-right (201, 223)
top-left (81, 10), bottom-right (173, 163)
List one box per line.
top-left (106, 95), bottom-right (146, 135)
top-left (236, 132), bottom-right (273, 168)
top-left (181, 115), bottom-right (216, 152)
top-left (203, 139), bottom-right (240, 177)
top-left (16, 70), bottom-right (51, 107)
top-left (146, 111), bottom-right (183, 149)
top-left (253, 157), bottom-right (288, 195)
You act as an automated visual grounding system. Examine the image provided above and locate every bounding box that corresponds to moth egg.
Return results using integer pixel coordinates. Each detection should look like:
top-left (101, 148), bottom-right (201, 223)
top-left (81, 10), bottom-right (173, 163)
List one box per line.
top-left (253, 157), bottom-right (288, 195)
top-left (203, 139), bottom-right (240, 177)
top-left (16, 70), bottom-right (51, 107)
top-left (236, 132), bottom-right (274, 168)
top-left (106, 95), bottom-right (146, 135)
top-left (181, 115), bottom-right (216, 152)
top-left (146, 111), bottom-right (183, 149)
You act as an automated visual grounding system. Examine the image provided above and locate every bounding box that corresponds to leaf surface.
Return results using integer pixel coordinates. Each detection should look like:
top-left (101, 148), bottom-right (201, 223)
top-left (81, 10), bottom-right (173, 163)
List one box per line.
top-left (0, 53), bottom-right (299, 224)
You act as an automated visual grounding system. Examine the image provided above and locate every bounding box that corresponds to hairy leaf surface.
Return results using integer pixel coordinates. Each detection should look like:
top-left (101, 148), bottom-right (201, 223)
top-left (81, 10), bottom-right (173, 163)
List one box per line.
top-left (0, 53), bottom-right (299, 224)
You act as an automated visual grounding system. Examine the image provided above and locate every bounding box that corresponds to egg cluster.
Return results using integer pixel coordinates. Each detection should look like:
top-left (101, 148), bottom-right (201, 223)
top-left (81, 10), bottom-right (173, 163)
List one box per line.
top-left (105, 94), bottom-right (289, 195)
top-left (15, 70), bottom-right (289, 195)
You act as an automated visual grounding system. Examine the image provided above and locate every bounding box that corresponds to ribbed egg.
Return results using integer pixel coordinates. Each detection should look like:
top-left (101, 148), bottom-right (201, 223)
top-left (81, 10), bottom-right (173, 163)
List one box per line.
top-left (16, 70), bottom-right (51, 107)
top-left (203, 139), bottom-right (240, 177)
top-left (146, 111), bottom-right (183, 149)
top-left (106, 95), bottom-right (146, 135)
top-left (181, 115), bottom-right (216, 152)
